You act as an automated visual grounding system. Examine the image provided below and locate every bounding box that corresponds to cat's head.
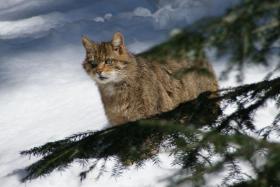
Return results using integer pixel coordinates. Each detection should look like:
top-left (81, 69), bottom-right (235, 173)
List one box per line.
top-left (82, 32), bottom-right (136, 84)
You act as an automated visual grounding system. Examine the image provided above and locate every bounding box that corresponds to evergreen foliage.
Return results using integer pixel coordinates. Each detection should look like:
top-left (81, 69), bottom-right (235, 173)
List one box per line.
top-left (21, 0), bottom-right (280, 186)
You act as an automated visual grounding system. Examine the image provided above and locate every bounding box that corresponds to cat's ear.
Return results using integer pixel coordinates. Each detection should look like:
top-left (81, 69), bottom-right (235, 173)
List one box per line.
top-left (112, 32), bottom-right (125, 51)
top-left (82, 36), bottom-right (95, 51)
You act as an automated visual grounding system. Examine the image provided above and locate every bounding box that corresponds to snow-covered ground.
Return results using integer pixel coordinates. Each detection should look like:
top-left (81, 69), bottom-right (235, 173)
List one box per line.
top-left (0, 0), bottom-right (278, 187)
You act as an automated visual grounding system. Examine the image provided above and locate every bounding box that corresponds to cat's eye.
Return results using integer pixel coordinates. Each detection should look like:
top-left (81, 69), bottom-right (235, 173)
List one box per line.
top-left (105, 59), bottom-right (112, 65)
top-left (89, 60), bottom-right (97, 68)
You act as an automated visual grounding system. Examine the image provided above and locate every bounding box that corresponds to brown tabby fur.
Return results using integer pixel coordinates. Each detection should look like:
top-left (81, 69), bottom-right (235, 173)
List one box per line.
top-left (82, 32), bottom-right (218, 126)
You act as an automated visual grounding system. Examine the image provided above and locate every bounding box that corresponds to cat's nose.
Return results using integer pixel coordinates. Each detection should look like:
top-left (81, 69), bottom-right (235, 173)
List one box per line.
top-left (96, 70), bottom-right (102, 75)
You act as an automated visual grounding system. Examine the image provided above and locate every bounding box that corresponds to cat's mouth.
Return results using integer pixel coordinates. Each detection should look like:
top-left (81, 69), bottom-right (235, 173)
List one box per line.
top-left (98, 75), bottom-right (108, 80)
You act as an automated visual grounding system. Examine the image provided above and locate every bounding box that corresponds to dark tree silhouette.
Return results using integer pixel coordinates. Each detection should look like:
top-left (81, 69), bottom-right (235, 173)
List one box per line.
top-left (21, 0), bottom-right (280, 186)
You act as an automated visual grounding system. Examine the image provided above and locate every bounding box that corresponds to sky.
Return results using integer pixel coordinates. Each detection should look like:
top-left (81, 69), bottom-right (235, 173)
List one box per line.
top-left (1, 0), bottom-right (278, 187)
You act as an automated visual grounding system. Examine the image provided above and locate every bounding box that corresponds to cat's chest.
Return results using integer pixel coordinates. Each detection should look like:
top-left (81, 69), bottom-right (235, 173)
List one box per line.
top-left (101, 85), bottom-right (129, 107)
top-left (103, 85), bottom-right (115, 97)
top-left (101, 84), bottom-right (137, 113)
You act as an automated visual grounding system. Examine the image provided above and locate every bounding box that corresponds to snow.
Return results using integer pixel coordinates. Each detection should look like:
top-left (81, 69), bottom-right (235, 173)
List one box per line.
top-left (0, 12), bottom-right (66, 39)
top-left (0, 0), bottom-right (278, 187)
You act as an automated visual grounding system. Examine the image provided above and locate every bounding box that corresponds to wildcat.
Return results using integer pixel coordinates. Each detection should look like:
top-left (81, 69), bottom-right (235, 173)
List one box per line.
top-left (82, 32), bottom-right (218, 125)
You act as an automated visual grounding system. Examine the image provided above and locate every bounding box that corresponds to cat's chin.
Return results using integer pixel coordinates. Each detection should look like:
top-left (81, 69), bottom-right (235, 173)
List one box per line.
top-left (94, 78), bottom-right (112, 84)
top-left (93, 76), bottom-right (123, 85)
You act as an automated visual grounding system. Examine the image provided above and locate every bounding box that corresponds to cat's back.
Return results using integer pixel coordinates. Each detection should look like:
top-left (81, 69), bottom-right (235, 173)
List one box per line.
top-left (135, 56), bottom-right (218, 108)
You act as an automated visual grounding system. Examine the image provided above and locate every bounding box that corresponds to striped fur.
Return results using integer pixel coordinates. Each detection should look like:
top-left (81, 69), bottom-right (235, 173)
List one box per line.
top-left (82, 32), bottom-right (218, 125)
